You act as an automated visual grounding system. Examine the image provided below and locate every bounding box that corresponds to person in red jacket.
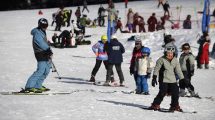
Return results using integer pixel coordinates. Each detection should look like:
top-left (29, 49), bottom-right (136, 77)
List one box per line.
top-left (147, 13), bottom-right (157, 32)
top-left (197, 32), bottom-right (211, 69)
top-left (133, 12), bottom-right (144, 33)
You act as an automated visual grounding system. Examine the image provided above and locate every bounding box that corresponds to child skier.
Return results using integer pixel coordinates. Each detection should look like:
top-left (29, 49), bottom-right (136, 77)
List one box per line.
top-left (135, 47), bottom-right (153, 95)
top-left (130, 39), bottom-right (144, 86)
top-left (179, 43), bottom-right (198, 97)
top-left (90, 35), bottom-right (114, 83)
top-left (149, 45), bottom-right (184, 112)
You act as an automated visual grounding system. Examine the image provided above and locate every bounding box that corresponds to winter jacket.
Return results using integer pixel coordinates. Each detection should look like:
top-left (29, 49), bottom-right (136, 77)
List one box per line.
top-left (106, 39), bottom-right (125, 64)
top-left (179, 52), bottom-right (195, 72)
top-left (135, 57), bottom-right (154, 75)
top-left (153, 56), bottom-right (184, 83)
top-left (130, 47), bottom-right (143, 72)
top-left (163, 3), bottom-right (170, 11)
top-left (92, 41), bottom-right (108, 61)
top-left (31, 28), bottom-right (53, 61)
top-left (147, 16), bottom-right (157, 32)
top-left (197, 36), bottom-right (210, 64)
top-left (183, 19), bottom-right (191, 29)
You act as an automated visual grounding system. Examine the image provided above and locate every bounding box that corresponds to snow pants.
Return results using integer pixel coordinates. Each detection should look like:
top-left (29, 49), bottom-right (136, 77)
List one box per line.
top-left (136, 75), bottom-right (148, 93)
top-left (91, 59), bottom-right (113, 77)
top-left (179, 71), bottom-right (194, 91)
top-left (152, 83), bottom-right (179, 107)
top-left (106, 63), bottom-right (124, 84)
top-left (25, 61), bottom-right (51, 89)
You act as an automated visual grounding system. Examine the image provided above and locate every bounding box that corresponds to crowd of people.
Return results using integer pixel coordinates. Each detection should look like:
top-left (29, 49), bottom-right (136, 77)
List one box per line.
top-left (20, 0), bottom-right (215, 112)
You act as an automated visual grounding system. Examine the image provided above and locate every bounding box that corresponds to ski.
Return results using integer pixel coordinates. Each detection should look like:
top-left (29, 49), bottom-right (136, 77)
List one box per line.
top-left (0, 91), bottom-right (72, 95)
top-left (141, 107), bottom-right (197, 114)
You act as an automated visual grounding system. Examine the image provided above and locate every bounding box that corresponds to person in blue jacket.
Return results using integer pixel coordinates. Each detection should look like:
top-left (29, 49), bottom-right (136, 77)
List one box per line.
top-left (89, 35), bottom-right (114, 83)
top-left (21, 18), bottom-right (53, 93)
top-left (104, 35), bottom-right (125, 86)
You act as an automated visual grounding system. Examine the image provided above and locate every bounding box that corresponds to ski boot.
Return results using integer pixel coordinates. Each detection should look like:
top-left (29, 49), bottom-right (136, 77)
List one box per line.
top-left (169, 105), bottom-right (183, 112)
top-left (143, 92), bottom-right (150, 95)
top-left (179, 89), bottom-right (187, 97)
top-left (39, 86), bottom-right (50, 92)
top-left (89, 75), bottom-right (95, 82)
top-left (148, 104), bottom-right (160, 110)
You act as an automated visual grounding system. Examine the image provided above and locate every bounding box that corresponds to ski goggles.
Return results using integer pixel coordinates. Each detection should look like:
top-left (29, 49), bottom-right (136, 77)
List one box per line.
top-left (165, 47), bottom-right (175, 52)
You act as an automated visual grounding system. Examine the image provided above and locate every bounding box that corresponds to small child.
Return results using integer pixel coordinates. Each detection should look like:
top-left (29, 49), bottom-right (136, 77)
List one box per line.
top-left (179, 43), bottom-right (198, 97)
top-left (135, 47), bottom-right (154, 95)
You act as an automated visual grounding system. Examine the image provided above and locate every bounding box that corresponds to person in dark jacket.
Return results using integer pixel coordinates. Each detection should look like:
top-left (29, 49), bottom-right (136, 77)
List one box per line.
top-left (75, 7), bottom-right (82, 24)
top-left (179, 43), bottom-right (198, 97)
top-left (98, 4), bottom-right (106, 26)
top-left (55, 11), bottom-right (64, 31)
top-left (147, 13), bottom-right (157, 32)
top-left (163, 1), bottom-right (170, 17)
top-left (58, 30), bottom-right (72, 48)
top-left (104, 35), bottom-right (125, 86)
top-left (22, 18), bottom-right (53, 93)
top-left (183, 15), bottom-right (192, 29)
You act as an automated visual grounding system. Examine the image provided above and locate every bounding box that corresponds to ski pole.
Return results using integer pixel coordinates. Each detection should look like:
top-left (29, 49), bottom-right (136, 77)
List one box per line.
top-left (50, 59), bottom-right (61, 79)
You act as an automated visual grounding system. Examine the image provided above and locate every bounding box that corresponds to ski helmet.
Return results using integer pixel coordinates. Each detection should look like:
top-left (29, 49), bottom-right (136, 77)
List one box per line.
top-left (141, 47), bottom-right (150, 56)
top-left (164, 45), bottom-right (175, 53)
top-left (101, 35), bottom-right (107, 43)
top-left (38, 18), bottom-right (48, 28)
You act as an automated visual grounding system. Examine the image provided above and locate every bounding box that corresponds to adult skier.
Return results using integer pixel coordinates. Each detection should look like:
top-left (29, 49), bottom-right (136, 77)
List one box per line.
top-left (21, 18), bottom-right (53, 93)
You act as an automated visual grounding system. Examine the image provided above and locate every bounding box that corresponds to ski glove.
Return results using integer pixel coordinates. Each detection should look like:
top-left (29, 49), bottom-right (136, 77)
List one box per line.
top-left (130, 68), bottom-right (134, 75)
top-left (152, 75), bottom-right (157, 87)
top-left (146, 73), bottom-right (151, 79)
top-left (190, 70), bottom-right (194, 76)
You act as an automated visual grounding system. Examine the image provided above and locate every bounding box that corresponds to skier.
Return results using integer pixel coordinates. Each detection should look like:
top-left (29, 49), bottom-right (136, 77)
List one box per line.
top-left (196, 32), bottom-right (211, 69)
top-left (163, 1), bottom-right (170, 17)
top-left (55, 11), bottom-right (64, 31)
top-left (107, 2), bottom-right (118, 35)
top-left (75, 7), bottom-right (82, 24)
top-left (133, 12), bottom-right (144, 33)
top-left (183, 15), bottom-right (192, 29)
top-left (179, 43), bottom-right (198, 97)
top-left (135, 47), bottom-right (153, 95)
top-left (130, 39), bottom-right (144, 87)
top-left (149, 45), bottom-right (184, 112)
top-left (82, 0), bottom-right (89, 13)
top-left (78, 14), bottom-right (88, 35)
top-left (104, 35), bottom-right (125, 86)
top-left (89, 35), bottom-right (114, 83)
top-left (98, 4), bottom-right (106, 26)
top-left (147, 13), bottom-right (157, 32)
top-left (126, 8), bottom-right (134, 33)
top-left (21, 18), bottom-right (52, 93)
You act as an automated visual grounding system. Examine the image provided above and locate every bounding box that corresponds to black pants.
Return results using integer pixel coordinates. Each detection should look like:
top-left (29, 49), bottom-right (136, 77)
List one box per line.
top-left (98, 16), bottom-right (105, 26)
top-left (106, 63), bottom-right (124, 84)
top-left (152, 83), bottom-right (179, 107)
top-left (82, 7), bottom-right (89, 13)
top-left (179, 71), bottom-right (194, 91)
top-left (91, 59), bottom-right (113, 77)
